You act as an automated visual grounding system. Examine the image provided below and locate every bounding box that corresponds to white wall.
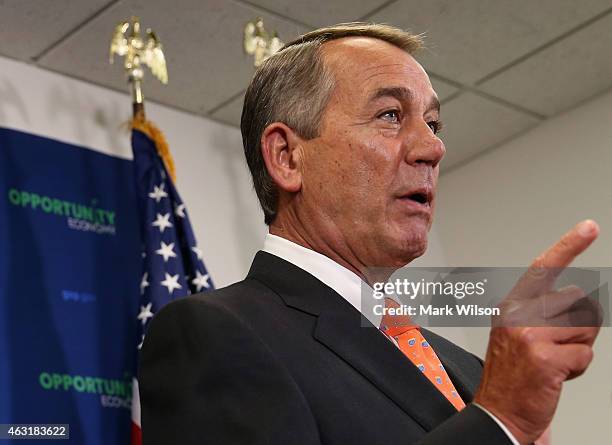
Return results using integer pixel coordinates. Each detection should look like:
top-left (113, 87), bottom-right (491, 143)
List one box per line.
top-left (0, 55), bottom-right (267, 287)
top-left (432, 88), bottom-right (612, 444)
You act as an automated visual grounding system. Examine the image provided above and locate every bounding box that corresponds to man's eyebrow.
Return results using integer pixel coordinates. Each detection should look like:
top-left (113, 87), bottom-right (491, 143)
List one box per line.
top-left (369, 87), bottom-right (413, 103)
top-left (369, 87), bottom-right (441, 114)
top-left (427, 96), bottom-right (440, 114)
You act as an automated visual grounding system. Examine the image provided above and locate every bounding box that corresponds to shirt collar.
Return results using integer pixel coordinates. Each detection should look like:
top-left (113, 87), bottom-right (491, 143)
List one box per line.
top-left (262, 233), bottom-right (383, 328)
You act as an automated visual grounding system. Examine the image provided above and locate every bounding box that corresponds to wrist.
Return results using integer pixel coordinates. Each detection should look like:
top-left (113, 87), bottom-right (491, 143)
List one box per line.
top-left (473, 397), bottom-right (534, 445)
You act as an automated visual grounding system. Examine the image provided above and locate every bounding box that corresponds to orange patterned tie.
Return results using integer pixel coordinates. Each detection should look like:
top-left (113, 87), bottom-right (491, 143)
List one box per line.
top-left (380, 298), bottom-right (466, 411)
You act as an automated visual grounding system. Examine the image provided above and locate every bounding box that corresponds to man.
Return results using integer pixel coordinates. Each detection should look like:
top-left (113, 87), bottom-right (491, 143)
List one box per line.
top-left (139, 23), bottom-right (600, 444)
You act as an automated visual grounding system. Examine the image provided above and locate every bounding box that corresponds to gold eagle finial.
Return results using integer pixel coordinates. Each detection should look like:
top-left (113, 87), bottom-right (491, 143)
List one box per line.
top-left (109, 17), bottom-right (168, 85)
top-left (244, 18), bottom-right (283, 67)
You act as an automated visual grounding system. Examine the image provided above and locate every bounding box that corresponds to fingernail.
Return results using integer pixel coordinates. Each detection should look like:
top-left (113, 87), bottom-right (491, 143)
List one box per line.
top-left (578, 220), bottom-right (596, 237)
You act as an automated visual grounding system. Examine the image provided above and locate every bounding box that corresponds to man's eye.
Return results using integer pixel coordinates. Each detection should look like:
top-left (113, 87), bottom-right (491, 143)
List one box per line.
top-left (427, 120), bottom-right (443, 135)
top-left (379, 110), bottom-right (400, 123)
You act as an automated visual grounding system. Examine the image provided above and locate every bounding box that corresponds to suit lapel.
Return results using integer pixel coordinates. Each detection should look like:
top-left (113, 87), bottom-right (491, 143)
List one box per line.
top-left (248, 251), bottom-right (478, 431)
top-left (313, 309), bottom-right (457, 431)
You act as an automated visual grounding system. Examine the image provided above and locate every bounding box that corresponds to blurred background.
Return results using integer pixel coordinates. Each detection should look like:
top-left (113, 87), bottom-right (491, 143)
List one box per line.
top-left (1, 1), bottom-right (611, 444)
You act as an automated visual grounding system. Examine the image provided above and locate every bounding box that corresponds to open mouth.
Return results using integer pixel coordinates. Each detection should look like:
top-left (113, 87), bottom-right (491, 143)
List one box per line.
top-left (405, 192), bottom-right (429, 205)
top-left (397, 190), bottom-right (432, 212)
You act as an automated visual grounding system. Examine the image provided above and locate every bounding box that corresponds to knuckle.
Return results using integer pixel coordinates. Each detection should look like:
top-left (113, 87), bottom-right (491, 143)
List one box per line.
top-left (517, 327), bottom-right (536, 345)
top-left (497, 301), bottom-right (523, 327)
top-left (527, 261), bottom-right (547, 278)
top-left (532, 255), bottom-right (545, 268)
top-left (559, 285), bottom-right (585, 299)
top-left (573, 286), bottom-right (586, 299)
top-left (556, 235), bottom-right (573, 252)
top-left (532, 347), bottom-right (552, 366)
top-left (579, 347), bottom-right (594, 367)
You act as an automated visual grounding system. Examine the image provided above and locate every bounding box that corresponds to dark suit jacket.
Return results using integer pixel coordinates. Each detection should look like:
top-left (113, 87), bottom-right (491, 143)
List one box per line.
top-left (139, 251), bottom-right (512, 444)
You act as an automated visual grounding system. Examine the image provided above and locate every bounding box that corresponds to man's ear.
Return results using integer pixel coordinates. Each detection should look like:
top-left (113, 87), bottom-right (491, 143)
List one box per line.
top-left (260, 122), bottom-right (303, 193)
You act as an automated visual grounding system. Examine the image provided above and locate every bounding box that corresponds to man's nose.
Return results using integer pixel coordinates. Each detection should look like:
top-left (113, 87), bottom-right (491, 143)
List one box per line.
top-left (404, 124), bottom-right (446, 168)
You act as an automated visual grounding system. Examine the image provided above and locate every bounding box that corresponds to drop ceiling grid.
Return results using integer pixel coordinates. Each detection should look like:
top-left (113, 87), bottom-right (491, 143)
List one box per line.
top-left (0, 0), bottom-right (116, 60)
top-left (35, 0), bottom-right (309, 114)
top-left (1, 0), bottom-right (611, 169)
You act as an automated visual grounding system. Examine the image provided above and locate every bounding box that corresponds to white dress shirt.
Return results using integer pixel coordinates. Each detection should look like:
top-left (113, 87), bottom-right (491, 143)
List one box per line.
top-left (263, 233), bottom-right (382, 327)
top-left (262, 233), bottom-right (519, 445)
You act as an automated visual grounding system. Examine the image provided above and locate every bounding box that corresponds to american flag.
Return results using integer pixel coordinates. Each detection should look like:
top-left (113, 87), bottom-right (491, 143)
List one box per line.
top-left (130, 127), bottom-right (214, 443)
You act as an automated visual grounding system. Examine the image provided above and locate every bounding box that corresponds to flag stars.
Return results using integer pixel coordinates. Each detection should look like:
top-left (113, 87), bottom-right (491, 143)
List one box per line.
top-left (161, 272), bottom-right (182, 294)
top-left (152, 212), bottom-right (173, 233)
top-left (137, 302), bottom-right (154, 325)
top-left (148, 183), bottom-right (168, 202)
top-left (192, 270), bottom-right (211, 292)
top-left (192, 246), bottom-right (203, 261)
top-left (175, 203), bottom-right (186, 218)
top-left (155, 241), bottom-right (177, 262)
top-left (140, 272), bottom-right (150, 295)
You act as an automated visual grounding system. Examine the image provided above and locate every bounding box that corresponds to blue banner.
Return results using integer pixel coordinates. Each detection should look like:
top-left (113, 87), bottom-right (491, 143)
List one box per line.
top-left (0, 127), bottom-right (140, 444)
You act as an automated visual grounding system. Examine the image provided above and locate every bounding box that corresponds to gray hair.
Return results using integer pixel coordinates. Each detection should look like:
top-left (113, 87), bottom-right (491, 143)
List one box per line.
top-left (241, 22), bottom-right (424, 224)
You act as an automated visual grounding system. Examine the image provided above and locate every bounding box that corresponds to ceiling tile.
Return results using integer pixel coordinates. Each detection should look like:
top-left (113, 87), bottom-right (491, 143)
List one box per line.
top-left (439, 92), bottom-right (540, 171)
top-left (240, 0), bottom-right (387, 28)
top-left (479, 12), bottom-right (612, 117)
top-left (430, 76), bottom-right (458, 102)
top-left (36, 0), bottom-right (308, 115)
top-left (369, 0), bottom-right (612, 84)
top-left (0, 0), bottom-right (113, 60)
top-left (210, 91), bottom-right (244, 127)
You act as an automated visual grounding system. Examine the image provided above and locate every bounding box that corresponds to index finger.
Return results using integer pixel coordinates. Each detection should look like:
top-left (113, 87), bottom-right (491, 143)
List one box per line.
top-left (512, 220), bottom-right (599, 298)
top-left (535, 220), bottom-right (599, 269)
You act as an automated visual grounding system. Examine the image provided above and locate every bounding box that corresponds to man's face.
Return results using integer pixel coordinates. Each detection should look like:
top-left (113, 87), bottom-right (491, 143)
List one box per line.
top-left (298, 37), bottom-right (445, 269)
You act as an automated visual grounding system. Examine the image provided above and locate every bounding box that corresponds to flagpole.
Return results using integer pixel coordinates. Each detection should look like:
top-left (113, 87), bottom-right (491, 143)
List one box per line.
top-left (130, 68), bottom-right (145, 119)
top-left (108, 17), bottom-right (176, 445)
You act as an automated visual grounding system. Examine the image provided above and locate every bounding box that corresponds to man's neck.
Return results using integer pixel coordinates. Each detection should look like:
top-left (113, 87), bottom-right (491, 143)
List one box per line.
top-left (268, 223), bottom-right (395, 286)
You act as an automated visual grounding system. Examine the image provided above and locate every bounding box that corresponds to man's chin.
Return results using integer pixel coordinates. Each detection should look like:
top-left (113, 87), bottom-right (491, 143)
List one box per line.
top-left (379, 231), bottom-right (428, 268)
